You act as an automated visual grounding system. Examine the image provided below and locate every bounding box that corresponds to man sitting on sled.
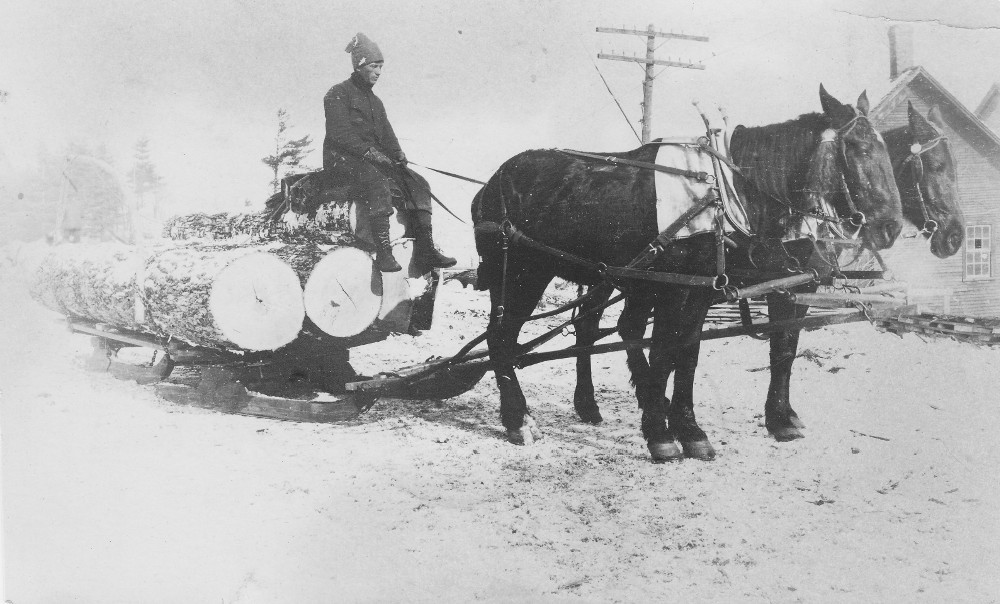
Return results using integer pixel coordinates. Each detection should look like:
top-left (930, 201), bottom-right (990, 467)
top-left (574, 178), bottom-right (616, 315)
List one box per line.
top-left (323, 32), bottom-right (457, 273)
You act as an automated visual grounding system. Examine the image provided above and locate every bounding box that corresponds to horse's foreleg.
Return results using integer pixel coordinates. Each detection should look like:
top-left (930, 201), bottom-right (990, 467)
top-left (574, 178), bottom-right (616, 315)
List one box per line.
top-left (618, 287), bottom-right (656, 409)
top-left (764, 291), bottom-right (809, 441)
top-left (572, 284), bottom-right (613, 424)
top-left (487, 269), bottom-right (552, 445)
top-left (666, 291), bottom-right (716, 460)
top-left (639, 292), bottom-right (688, 463)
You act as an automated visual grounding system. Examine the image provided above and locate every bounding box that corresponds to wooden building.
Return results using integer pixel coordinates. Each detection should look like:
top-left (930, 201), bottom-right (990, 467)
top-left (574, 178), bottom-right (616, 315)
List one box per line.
top-left (870, 26), bottom-right (1000, 318)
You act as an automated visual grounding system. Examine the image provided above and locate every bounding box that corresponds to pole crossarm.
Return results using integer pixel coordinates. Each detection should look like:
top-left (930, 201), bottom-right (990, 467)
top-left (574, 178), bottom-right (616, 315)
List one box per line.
top-left (596, 27), bottom-right (709, 42)
top-left (597, 53), bottom-right (705, 70)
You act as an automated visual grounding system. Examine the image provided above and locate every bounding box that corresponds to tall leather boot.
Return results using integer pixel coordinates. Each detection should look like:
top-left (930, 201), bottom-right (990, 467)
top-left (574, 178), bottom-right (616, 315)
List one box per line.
top-left (371, 213), bottom-right (402, 273)
top-left (412, 211), bottom-right (457, 271)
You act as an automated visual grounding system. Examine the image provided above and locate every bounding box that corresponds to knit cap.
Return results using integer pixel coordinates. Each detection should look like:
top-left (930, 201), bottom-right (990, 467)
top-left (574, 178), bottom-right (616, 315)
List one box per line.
top-left (346, 32), bottom-right (383, 69)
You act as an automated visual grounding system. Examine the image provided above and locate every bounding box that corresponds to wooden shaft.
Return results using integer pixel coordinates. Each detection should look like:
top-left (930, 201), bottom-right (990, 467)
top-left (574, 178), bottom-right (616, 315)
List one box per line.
top-left (789, 292), bottom-right (905, 307)
top-left (730, 272), bottom-right (816, 300)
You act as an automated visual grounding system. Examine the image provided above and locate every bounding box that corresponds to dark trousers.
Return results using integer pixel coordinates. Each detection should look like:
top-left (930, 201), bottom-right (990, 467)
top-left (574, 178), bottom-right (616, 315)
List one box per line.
top-left (323, 152), bottom-right (433, 217)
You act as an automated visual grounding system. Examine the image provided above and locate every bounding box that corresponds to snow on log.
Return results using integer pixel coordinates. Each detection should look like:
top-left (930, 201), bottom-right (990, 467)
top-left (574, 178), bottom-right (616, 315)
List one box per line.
top-left (31, 242), bottom-right (308, 351)
top-left (30, 243), bottom-right (146, 330)
top-left (162, 204), bottom-right (357, 246)
top-left (303, 247), bottom-right (382, 338)
top-left (140, 244), bottom-right (305, 350)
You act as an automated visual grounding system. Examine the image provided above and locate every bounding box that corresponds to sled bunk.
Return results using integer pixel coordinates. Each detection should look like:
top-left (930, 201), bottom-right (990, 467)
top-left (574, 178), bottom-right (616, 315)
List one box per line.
top-left (72, 319), bottom-right (377, 423)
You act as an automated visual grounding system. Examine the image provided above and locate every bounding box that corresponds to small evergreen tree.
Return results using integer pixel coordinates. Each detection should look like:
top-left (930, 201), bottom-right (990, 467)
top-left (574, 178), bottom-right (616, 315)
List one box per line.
top-left (261, 108), bottom-right (313, 193)
top-left (131, 137), bottom-right (162, 200)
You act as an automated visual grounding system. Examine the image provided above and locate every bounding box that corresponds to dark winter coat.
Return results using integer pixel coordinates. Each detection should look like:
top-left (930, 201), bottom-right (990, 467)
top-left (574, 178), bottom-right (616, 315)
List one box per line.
top-left (323, 72), bottom-right (402, 167)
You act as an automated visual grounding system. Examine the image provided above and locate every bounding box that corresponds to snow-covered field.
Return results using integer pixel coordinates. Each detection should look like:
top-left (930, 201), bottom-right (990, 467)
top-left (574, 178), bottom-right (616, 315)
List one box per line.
top-left (2, 256), bottom-right (999, 603)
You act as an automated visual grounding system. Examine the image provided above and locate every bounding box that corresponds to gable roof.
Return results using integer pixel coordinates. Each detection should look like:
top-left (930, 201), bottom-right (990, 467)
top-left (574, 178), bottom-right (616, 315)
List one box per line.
top-left (974, 82), bottom-right (1000, 121)
top-left (871, 66), bottom-right (1000, 169)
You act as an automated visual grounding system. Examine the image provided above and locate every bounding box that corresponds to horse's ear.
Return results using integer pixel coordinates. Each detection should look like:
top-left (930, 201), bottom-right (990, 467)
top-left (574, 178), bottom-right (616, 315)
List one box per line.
top-left (927, 105), bottom-right (946, 130)
top-left (856, 90), bottom-right (870, 115)
top-left (819, 84), bottom-right (845, 117)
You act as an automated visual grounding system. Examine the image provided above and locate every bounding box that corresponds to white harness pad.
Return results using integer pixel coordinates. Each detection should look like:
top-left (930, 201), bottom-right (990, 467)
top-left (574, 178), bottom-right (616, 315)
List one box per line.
top-left (653, 140), bottom-right (751, 239)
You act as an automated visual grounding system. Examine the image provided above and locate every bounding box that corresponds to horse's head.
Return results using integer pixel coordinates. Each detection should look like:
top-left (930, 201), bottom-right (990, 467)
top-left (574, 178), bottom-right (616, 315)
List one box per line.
top-left (899, 102), bottom-right (965, 258)
top-left (819, 85), bottom-right (903, 250)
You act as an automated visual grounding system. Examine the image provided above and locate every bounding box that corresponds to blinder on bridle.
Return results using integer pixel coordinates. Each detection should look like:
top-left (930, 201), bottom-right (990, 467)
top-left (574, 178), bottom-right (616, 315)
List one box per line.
top-left (902, 132), bottom-right (950, 236)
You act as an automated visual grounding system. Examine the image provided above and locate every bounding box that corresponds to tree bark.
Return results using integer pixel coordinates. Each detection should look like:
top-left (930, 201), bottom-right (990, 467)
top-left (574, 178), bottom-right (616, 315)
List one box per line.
top-left (32, 242), bottom-right (307, 351)
top-left (162, 206), bottom-right (358, 247)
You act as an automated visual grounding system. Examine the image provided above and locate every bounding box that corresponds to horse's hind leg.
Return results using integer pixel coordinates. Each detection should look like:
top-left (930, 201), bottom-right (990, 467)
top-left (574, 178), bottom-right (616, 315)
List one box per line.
top-left (764, 291), bottom-right (809, 441)
top-left (572, 283), bottom-right (614, 424)
top-left (487, 267), bottom-right (554, 445)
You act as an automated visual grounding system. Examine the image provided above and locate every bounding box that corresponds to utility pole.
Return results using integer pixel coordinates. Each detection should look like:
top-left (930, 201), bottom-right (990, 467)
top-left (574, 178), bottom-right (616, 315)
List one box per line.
top-left (597, 25), bottom-right (708, 143)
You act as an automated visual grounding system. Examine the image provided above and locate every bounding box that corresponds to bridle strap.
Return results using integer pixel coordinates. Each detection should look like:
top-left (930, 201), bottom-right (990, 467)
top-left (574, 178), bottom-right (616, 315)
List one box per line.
top-left (902, 134), bottom-right (948, 235)
top-left (831, 112), bottom-right (871, 231)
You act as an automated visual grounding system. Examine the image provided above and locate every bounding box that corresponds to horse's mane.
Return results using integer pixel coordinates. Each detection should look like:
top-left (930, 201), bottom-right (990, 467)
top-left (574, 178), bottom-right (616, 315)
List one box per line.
top-left (730, 112), bottom-right (837, 211)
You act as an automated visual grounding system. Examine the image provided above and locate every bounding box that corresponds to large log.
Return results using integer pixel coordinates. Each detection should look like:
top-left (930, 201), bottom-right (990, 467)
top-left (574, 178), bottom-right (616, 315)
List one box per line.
top-left (162, 200), bottom-right (409, 247)
top-left (303, 247), bottom-right (382, 338)
top-left (32, 242), bottom-right (307, 351)
top-left (303, 240), bottom-right (434, 338)
top-left (30, 243), bottom-right (146, 330)
top-left (162, 205), bottom-right (359, 246)
top-left (140, 243), bottom-right (305, 350)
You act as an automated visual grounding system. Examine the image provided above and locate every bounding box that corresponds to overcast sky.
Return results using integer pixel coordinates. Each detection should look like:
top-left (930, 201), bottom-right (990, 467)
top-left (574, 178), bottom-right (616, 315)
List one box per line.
top-left (2, 0), bottom-right (1000, 222)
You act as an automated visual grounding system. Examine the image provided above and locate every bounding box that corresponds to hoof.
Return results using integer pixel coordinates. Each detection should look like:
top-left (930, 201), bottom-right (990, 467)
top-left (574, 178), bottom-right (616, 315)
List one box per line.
top-left (681, 440), bottom-right (716, 461)
top-left (647, 440), bottom-right (684, 463)
top-left (789, 415), bottom-right (806, 429)
top-left (507, 415), bottom-right (543, 445)
top-left (768, 425), bottom-right (805, 442)
top-left (575, 406), bottom-right (603, 425)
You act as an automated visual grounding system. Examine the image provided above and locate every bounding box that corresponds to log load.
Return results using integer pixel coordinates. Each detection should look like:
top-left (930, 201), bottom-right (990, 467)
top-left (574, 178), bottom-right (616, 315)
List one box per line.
top-left (32, 242), bottom-right (307, 351)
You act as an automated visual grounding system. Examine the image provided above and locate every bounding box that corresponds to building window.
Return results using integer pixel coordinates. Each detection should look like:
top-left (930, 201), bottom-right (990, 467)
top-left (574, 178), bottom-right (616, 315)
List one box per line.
top-left (965, 225), bottom-right (992, 281)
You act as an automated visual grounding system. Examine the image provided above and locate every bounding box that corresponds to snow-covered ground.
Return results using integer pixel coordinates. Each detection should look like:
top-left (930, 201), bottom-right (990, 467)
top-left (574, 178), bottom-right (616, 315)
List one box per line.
top-left (2, 255), bottom-right (999, 603)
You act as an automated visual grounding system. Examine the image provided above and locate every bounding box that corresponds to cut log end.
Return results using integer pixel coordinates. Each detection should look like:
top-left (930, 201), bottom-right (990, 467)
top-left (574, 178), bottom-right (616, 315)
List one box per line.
top-left (208, 252), bottom-right (305, 350)
top-left (304, 247), bottom-right (382, 338)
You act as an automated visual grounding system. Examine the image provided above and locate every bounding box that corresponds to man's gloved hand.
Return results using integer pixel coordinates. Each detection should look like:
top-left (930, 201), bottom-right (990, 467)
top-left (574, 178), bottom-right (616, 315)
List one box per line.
top-left (365, 147), bottom-right (394, 166)
top-left (395, 150), bottom-right (407, 166)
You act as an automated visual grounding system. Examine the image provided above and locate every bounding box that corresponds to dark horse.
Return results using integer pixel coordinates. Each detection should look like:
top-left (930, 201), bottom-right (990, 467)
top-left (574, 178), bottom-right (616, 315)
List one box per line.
top-left (567, 101), bottom-right (965, 447)
top-left (471, 86), bottom-right (903, 462)
top-left (886, 102), bottom-right (964, 258)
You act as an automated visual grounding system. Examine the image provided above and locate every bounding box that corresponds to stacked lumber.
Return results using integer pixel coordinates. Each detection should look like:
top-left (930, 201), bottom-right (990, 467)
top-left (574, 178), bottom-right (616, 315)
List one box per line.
top-left (877, 313), bottom-right (1000, 345)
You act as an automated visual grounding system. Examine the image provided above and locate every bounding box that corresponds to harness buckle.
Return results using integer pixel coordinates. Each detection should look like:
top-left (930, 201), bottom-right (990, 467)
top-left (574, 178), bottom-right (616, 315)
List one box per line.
top-left (849, 211), bottom-right (866, 227)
